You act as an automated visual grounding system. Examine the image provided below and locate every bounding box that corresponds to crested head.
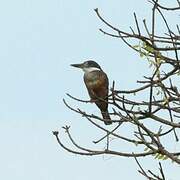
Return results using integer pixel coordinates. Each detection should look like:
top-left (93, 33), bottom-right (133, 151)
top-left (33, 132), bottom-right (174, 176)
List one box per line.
top-left (71, 60), bottom-right (102, 73)
top-left (82, 60), bottom-right (102, 73)
top-left (83, 60), bottom-right (101, 69)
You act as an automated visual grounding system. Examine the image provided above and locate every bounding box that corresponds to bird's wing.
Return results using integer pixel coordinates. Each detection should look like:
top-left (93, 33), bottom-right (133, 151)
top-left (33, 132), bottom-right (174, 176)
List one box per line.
top-left (84, 70), bottom-right (109, 101)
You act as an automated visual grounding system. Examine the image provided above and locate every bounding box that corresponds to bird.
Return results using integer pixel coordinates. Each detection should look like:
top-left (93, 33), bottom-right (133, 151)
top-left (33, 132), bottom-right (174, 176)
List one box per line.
top-left (71, 60), bottom-right (112, 125)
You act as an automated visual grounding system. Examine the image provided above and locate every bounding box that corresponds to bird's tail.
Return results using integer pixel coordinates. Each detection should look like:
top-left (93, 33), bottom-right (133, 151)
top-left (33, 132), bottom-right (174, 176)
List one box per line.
top-left (101, 111), bottom-right (112, 125)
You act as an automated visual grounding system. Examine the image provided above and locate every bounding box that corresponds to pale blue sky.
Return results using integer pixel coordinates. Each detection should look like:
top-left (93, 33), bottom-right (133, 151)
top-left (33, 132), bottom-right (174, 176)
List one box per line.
top-left (0, 0), bottom-right (179, 180)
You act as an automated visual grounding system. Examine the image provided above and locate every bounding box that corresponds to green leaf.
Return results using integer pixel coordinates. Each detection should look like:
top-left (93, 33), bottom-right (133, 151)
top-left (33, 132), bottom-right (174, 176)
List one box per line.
top-left (155, 153), bottom-right (160, 159)
top-left (157, 154), bottom-right (165, 160)
top-left (145, 46), bottom-right (154, 53)
top-left (133, 45), bottom-right (140, 49)
top-left (142, 41), bottom-right (146, 47)
top-left (155, 69), bottom-right (160, 77)
top-left (140, 52), bottom-right (144, 57)
top-left (162, 155), bottom-right (168, 160)
top-left (162, 97), bottom-right (169, 105)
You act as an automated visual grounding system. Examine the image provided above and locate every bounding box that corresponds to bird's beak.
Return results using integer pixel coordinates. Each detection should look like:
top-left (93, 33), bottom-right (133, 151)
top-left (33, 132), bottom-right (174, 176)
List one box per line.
top-left (70, 63), bottom-right (84, 69)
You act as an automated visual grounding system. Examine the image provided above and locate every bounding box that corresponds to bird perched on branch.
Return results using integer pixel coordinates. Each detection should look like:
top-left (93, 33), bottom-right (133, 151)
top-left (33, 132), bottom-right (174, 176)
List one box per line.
top-left (71, 60), bottom-right (112, 125)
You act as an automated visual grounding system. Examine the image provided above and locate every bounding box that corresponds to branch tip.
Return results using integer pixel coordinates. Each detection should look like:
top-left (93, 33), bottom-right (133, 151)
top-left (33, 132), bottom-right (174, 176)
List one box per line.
top-left (52, 131), bottom-right (59, 136)
top-left (94, 8), bottom-right (98, 12)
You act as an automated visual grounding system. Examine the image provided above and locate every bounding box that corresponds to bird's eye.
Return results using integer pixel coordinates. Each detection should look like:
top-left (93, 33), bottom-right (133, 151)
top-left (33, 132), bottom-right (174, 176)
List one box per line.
top-left (84, 61), bottom-right (89, 67)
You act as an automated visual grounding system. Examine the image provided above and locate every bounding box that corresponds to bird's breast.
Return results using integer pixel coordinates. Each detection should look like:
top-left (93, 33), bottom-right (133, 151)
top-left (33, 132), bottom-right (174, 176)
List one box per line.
top-left (84, 71), bottom-right (107, 89)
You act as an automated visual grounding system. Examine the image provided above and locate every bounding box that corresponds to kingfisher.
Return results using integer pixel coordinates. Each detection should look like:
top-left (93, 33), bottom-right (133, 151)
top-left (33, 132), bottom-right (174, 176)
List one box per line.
top-left (71, 60), bottom-right (112, 125)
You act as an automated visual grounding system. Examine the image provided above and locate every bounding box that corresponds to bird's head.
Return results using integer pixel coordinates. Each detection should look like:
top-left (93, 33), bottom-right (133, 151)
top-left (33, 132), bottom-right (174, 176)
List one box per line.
top-left (71, 60), bottom-right (102, 73)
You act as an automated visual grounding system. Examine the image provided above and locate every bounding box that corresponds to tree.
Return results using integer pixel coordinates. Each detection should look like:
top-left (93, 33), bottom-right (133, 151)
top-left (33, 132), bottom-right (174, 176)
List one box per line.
top-left (53, 1), bottom-right (180, 179)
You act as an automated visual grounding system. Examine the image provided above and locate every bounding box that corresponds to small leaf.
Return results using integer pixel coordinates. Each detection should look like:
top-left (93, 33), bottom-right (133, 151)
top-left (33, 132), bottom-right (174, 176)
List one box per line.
top-left (142, 41), bottom-right (146, 47)
top-left (155, 153), bottom-right (160, 159)
top-left (145, 46), bottom-right (154, 53)
top-left (133, 45), bottom-right (140, 49)
top-left (158, 154), bottom-right (165, 160)
top-left (140, 52), bottom-right (144, 57)
top-left (162, 155), bottom-right (168, 160)
top-left (162, 97), bottom-right (169, 105)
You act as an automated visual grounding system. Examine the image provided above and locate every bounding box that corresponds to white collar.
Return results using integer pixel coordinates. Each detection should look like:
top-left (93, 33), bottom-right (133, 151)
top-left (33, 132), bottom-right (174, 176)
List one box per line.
top-left (83, 67), bottom-right (101, 73)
